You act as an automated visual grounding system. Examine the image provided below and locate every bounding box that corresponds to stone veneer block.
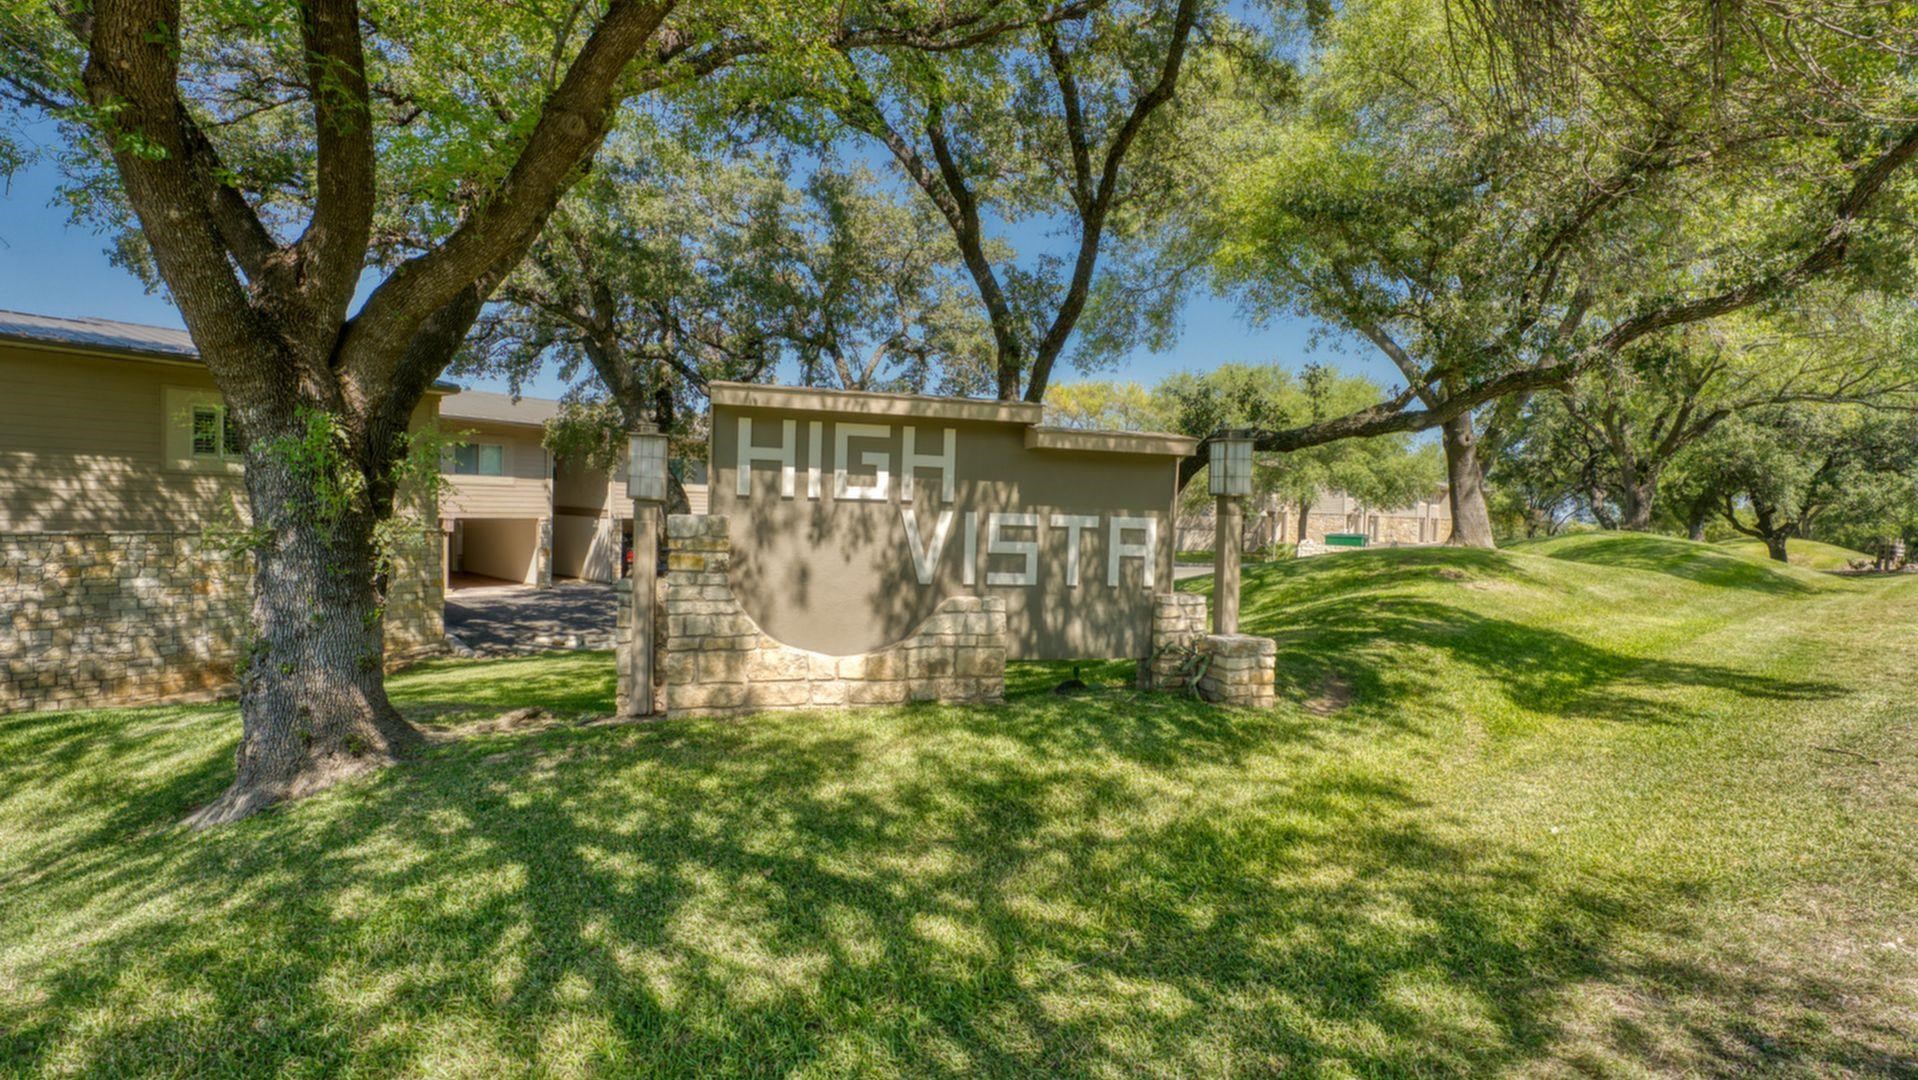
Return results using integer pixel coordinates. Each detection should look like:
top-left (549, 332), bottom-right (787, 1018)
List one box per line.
top-left (1139, 592), bottom-right (1210, 691)
top-left (1, 528), bottom-right (444, 714)
top-left (1193, 633), bottom-right (1277, 708)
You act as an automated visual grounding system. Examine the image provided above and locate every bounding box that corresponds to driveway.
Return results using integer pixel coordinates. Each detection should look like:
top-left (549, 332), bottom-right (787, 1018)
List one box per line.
top-left (444, 579), bottom-right (618, 656)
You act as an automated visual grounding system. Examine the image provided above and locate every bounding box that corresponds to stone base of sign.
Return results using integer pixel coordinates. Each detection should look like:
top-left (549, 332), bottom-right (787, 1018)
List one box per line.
top-left (1, 529), bottom-right (444, 714)
top-left (1140, 592), bottom-right (1209, 692)
top-left (656, 514), bottom-right (1007, 718)
top-left (1138, 592), bottom-right (1275, 707)
top-left (1194, 633), bottom-right (1277, 708)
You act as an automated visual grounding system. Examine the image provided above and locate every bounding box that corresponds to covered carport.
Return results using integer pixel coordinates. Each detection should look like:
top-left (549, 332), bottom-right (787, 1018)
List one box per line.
top-left (448, 516), bottom-right (546, 587)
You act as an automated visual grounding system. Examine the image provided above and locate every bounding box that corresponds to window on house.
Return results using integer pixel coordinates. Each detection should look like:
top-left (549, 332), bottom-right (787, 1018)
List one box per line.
top-left (446, 443), bottom-right (506, 476)
top-left (190, 404), bottom-right (244, 461)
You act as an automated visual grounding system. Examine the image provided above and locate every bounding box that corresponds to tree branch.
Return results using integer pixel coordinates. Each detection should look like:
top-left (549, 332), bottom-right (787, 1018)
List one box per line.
top-left (1024, 0), bottom-right (1200, 402)
top-left (292, 0), bottom-right (376, 325)
top-left (338, 0), bottom-right (676, 404)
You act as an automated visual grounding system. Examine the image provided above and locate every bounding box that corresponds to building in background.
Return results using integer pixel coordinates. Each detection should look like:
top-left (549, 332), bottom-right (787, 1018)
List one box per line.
top-left (437, 390), bottom-right (712, 588)
top-left (1176, 488), bottom-right (1453, 552)
top-left (437, 391), bottom-right (559, 589)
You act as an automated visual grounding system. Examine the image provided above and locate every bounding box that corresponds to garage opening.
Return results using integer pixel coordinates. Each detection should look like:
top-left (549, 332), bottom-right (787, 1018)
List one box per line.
top-left (553, 512), bottom-right (622, 583)
top-left (448, 517), bottom-right (543, 588)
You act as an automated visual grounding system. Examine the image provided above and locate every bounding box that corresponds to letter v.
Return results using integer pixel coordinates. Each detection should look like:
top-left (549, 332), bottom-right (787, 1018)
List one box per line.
top-left (901, 507), bottom-right (955, 586)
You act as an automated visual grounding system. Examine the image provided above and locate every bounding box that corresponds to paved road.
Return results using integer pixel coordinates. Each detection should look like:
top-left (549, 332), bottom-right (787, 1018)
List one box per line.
top-left (1173, 563), bottom-right (1214, 582)
top-left (444, 580), bottom-right (618, 655)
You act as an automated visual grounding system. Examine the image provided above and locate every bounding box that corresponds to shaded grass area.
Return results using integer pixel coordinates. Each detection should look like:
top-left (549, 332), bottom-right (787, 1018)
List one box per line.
top-left (2, 534), bottom-right (1915, 1076)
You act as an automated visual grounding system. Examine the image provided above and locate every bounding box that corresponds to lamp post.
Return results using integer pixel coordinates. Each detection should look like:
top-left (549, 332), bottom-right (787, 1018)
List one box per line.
top-left (622, 424), bottom-right (669, 717)
top-left (1209, 431), bottom-right (1254, 635)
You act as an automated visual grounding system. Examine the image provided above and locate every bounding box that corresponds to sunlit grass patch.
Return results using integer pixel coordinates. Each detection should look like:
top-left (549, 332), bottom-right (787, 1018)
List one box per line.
top-left (1, 534), bottom-right (1913, 1076)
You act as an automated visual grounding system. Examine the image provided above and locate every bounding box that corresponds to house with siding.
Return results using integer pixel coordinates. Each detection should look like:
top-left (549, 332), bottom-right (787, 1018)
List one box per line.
top-left (438, 390), bottom-right (710, 588)
top-left (0, 310), bottom-right (449, 713)
top-left (436, 390), bottom-right (560, 588)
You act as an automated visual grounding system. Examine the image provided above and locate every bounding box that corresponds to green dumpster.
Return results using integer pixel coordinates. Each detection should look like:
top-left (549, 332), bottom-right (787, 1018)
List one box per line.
top-left (1324, 532), bottom-right (1369, 549)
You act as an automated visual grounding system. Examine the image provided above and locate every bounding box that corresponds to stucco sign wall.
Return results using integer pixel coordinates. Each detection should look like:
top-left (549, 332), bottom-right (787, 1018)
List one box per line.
top-left (706, 382), bottom-right (1197, 660)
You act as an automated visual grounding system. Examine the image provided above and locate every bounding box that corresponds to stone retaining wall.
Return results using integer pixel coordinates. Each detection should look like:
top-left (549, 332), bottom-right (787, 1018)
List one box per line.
top-left (1, 530), bottom-right (443, 714)
top-left (655, 514), bottom-right (1006, 718)
top-left (1137, 591), bottom-right (1276, 707)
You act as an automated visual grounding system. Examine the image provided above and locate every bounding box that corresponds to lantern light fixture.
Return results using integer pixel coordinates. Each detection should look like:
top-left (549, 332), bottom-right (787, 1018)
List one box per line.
top-left (627, 425), bottom-right (670, 503)
top-left (1208, 431), bottom-right (1255, 498)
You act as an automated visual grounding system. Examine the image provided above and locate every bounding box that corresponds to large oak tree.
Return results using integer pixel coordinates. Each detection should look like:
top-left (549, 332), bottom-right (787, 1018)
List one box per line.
top-left (0, 0), bottom-right (1049, 823)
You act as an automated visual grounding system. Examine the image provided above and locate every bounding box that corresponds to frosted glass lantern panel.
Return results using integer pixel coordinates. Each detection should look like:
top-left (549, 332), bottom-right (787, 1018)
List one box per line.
top-left (1209, 438), bottom-right (1254, 497)
top-left (628, 433), bottom-right (669, 502)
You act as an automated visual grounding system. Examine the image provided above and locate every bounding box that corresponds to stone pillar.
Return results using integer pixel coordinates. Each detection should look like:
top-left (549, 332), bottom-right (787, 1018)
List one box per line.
top-left (1140, 592), bottom-right (1209, 691)
top-left (1213, 494), bottom-right (1242, 635)
top-left (1196, 634), bottom-right (1276, 708)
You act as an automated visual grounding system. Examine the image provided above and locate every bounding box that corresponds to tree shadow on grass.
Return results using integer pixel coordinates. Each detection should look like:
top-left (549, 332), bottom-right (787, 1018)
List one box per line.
top-left (2, 680), bottom-right (1907, 1077)
top-left (1529, 533), bottom-right (1822, 596)
top-left (1251, 595), bottom-right (1845, 727)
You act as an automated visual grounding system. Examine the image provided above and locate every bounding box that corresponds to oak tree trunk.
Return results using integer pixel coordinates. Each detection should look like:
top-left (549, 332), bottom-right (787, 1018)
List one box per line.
top-left (1765, 533), bottom-right (1791, 563)
top-left (1685, 493), bottom-right (1713, 542)
top-left (186, 421), bottom-right (421, 827)
top-left (1616, 468), bottom-right (1660, 532)
top-left (1442, 415), bottom-right (1497, 548)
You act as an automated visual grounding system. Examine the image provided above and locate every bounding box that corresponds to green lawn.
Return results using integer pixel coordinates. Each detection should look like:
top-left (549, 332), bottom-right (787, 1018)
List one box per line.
top-left (1718, 536), bottom-right (1875, 571)
top-left (2, 534), bottom-right (1914, 1077)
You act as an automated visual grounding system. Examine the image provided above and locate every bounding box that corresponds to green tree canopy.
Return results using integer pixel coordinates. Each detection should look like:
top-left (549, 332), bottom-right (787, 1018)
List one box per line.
top-left (1194, 0), bottom-right (1918, 546)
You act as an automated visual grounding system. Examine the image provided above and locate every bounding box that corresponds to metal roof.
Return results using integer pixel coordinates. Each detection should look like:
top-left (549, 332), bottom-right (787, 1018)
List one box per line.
top-left (436, 388), bottom-right (561, 428)
top-left (0, 308), bottom-right (199, 359)
top-left (0, 308), bottom-right (461, 392)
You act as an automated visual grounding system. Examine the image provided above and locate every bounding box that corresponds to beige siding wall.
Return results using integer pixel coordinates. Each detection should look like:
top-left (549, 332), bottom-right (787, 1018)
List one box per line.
top-left (554, 454), bottom-right (610, 515)
top-left (440, 420), bottom-right (552, 519)
top-left (604, 462), bottom-right (710, 520)
top-left (0, 344), bottom-right (247, 532)
top-left (1, 342), bottom-right (448, 533)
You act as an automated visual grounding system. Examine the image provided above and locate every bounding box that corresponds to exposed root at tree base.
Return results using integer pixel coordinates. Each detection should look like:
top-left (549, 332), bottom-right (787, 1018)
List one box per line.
top-left (184, 751), bottom-right (396, 828)
top-left (430, 707), bottom-right (560, 740)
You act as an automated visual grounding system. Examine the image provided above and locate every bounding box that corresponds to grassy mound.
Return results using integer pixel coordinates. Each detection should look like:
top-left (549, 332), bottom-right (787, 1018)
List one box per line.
top-left (1718, 536), bottom-right (1874, 570)
top-left (2, 535), bottom-right (1913, 1077)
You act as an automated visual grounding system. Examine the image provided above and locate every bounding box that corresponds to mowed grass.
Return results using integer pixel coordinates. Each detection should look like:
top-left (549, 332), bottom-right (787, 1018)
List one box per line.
top-left (1717, 536), bottom-right (1876, 571)
top-left (2, 534), bottom-right (1915, 1077)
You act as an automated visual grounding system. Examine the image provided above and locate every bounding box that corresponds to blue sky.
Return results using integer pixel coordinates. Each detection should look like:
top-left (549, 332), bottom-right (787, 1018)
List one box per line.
top-left (0, 150), bottom-right (1396, 400)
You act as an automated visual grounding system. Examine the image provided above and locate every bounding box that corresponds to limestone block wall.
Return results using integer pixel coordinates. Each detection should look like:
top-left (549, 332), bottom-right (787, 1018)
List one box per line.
top-left (1139, 592), bottom-right (1209, 692)
top-left (1, 529), bottom-right (443, 714)
top-left (1137, 591), bottom-right (1275, 707)
top-left (656, 514), bottom-right (1007, 718)
top-left (385, 533), bottom-right (447, 657)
